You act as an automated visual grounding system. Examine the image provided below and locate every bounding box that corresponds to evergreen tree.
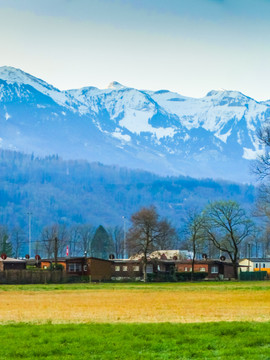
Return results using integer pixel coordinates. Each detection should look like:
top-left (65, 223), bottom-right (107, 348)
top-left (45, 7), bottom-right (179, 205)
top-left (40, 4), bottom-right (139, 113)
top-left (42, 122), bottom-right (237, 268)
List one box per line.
top-left (91, 225), bottom-right (114, 259)
top-left (0, 226), bottom-right (13, 257)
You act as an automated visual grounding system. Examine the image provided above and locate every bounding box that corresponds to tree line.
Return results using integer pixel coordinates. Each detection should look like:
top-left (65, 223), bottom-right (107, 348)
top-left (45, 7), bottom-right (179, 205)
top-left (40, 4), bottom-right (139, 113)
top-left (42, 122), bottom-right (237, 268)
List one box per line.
top-left (0, 224), bottom-right (126, 261)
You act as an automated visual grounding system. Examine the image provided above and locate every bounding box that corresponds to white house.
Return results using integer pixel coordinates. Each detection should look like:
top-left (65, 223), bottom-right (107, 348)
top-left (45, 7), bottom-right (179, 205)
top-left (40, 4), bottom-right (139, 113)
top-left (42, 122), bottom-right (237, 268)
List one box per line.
top-left (239, 258), bottom-right (270, 273)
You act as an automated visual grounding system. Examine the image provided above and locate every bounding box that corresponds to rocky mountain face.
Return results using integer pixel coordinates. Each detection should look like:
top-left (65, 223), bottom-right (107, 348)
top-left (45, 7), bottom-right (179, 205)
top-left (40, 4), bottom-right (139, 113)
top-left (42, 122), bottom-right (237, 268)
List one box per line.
top-left (0, 66), bottom-right (269, 182)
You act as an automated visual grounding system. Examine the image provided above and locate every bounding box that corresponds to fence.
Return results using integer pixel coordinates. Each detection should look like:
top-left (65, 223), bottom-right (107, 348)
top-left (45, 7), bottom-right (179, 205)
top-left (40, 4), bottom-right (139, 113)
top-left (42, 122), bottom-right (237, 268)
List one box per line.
top-left (0, 270), bottom-right (83, 284)
top-left (239, 271), bottom-right (268, 281)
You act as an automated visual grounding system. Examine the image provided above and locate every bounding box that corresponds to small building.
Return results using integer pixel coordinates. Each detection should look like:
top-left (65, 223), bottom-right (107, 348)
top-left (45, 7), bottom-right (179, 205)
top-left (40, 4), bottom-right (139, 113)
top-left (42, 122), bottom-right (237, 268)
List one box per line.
top-left (111, 258), bottom-right (235, 280)
top-left (0, 257), bottom-right (26, 271)
top-left (239, 258), bottom-right (270, 275)
top-left (66, 257), bottom-right (112, 281)
top-left (111, 259), bottom-right (143, 280)
top-left (176, 260), bottom-right (235, 280)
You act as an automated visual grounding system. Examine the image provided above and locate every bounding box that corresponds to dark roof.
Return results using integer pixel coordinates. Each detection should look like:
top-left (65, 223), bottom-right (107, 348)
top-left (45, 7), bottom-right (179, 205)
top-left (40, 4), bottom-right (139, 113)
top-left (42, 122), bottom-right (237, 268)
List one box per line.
top-left (240, 258), bottom-right (270, 262)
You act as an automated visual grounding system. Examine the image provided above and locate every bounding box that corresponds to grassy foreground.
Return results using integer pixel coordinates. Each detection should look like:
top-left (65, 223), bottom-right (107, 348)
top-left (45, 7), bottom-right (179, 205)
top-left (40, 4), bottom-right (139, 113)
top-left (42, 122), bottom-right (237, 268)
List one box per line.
top-left (0, 322), bottom-right (270, 359)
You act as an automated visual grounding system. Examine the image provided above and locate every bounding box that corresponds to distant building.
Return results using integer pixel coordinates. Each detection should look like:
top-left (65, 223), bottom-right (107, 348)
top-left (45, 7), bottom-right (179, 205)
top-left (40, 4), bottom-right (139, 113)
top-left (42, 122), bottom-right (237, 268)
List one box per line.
top-left (111, 258), bottom-right (235, 281)
top-left (66, 257), bottom-right (112, 281)
top-left (239, 258), bottom-right (270, 275)
top-left (0, 257), bottom-right (26, 271)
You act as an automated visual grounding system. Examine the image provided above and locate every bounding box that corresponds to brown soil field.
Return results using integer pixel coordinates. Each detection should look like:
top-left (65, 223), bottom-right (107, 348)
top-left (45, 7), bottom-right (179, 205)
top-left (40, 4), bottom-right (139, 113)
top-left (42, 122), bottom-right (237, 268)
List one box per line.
top-left (0, 287), bottom-right (270, 323)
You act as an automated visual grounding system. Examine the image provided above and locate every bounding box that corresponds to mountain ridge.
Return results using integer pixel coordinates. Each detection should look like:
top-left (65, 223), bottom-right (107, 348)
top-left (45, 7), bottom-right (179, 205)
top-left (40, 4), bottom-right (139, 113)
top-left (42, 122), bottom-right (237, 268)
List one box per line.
top-left (0, 66), bottom-right (268, 182)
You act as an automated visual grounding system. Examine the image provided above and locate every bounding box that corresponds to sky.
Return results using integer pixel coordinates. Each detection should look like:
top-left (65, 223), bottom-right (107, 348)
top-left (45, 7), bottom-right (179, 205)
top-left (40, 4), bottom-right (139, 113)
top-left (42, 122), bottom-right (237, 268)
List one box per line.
top-left (0, 0), bottom-right (270, 100)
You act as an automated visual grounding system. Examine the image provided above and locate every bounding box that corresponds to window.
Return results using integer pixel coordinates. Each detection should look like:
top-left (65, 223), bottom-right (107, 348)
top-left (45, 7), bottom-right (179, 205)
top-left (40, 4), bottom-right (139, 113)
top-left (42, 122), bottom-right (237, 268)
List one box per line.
top-left (263, 263), bottom-right (265, 268)
top-left (123, 266), bottom-right (128, 272)
top-left (184, 267), bottom-right (188, 272)
top-left (68, 263), bottom-right (82, 272)
top-left (211, 266), bottom-right (219, 274)
top-left (83, 265), bottom-right (88, 272)
top-left (146, 264), bottom-right (153, 274)
top-left (256, 263), bottom-right (258, 268)
top-left (199, 267), bottom-right (206, 272)
top-left (133, 265), bottom-right (139, 272)
top-left (115, 266), bottom-right (120, 272)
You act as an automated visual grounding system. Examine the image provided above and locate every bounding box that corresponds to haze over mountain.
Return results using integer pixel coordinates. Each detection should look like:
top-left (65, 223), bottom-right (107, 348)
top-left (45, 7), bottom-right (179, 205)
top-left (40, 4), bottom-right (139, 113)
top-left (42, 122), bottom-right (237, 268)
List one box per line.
top-left (0, 66), bottom-right (268, 182)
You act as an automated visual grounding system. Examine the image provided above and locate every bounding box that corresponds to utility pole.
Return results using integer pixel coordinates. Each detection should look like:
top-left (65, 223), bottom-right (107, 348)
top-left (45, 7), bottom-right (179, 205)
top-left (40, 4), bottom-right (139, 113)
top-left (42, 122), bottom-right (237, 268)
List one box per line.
top-left (54, 236), bottom-right (58, 268)
top-left (27, 212), bottom-right (32, 258)
top-left (248, 243), bottom-right (251, 272)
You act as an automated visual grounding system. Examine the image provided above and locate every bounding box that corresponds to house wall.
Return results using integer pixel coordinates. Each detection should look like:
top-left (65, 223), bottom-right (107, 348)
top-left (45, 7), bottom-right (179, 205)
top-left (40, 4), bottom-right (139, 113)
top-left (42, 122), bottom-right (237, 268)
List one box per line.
top-left (0, 261), bottom-right (26, 271)
top-left (176, 261), bottom-right (235, 279)
top-left (4, 262), bottom-right (26, 271)
top-left (65, 257), bottom-right (112, 280)
top-left (66, 258), bottom-right (85, 276)
top-left (88, 258), bottom-right (112, 281)
top-left (111, 261), bottom-right (143, 280)
top-left (223, 264), bottom-right (235, 279)
top-left (176, 263), bottom-right (208, 273)
top-left (254, 268), bottom-right (270, 275)
top-left (40, 261), bottom-right (66, 270)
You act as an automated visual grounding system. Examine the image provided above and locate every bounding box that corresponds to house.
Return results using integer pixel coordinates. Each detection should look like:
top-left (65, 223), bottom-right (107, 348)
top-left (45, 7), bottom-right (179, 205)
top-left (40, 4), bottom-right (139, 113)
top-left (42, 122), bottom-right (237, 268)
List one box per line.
top-left (111, 258), bottom-right (178, 281)
top-left (111, 257), bottom-right (236, 281)
top-left (111, 259), bottom-right (143, 280)
top-left (66, 257), bottom-right (112, 281)
top-left (239, 258), bottom-right (270, 275)
top-left (0, 257), bottom-right (26, 271)
top-left (176, 259), bottom-right (235, 280)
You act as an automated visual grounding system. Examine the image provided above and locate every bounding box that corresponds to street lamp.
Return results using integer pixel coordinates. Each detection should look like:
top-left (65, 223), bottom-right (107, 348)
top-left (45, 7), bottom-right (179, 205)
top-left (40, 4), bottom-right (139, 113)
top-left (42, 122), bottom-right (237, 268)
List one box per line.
top-left (27, 211), bottom-right (32, 258)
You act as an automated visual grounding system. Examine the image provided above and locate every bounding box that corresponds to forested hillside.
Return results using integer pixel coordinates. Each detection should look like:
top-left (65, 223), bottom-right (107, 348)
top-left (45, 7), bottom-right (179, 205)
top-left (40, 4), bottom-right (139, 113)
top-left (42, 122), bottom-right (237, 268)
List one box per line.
top-left (0, 150), bottom-right (255, 239)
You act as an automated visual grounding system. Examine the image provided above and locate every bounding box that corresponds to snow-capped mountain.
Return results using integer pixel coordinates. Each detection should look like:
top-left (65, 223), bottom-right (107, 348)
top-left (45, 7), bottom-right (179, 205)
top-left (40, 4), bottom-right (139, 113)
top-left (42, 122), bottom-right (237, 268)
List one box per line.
top-left (0, 66), bottom-right (269, 182)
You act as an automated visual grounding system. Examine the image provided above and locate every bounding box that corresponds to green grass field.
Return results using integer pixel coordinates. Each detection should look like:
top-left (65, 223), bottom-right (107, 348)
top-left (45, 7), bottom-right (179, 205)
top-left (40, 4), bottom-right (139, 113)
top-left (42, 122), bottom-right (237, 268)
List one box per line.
top-left (0, 280), bottom-right (270, 292)
top-left (1, 322), bottom-right (270, 359)
top-left (1, 282), bottom-right (270, 359)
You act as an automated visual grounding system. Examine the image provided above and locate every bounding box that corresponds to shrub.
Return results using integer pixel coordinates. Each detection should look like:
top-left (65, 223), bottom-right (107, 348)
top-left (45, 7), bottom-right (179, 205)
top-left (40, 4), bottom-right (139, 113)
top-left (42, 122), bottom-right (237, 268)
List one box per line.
top-left (49, 263), bottom-right (64, 271)
top-left (175, 272), bottom-right (208, 281)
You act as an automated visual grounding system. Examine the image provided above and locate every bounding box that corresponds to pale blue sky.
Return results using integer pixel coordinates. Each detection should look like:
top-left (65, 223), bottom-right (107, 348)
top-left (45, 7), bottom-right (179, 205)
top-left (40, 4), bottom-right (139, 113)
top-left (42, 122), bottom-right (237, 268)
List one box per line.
top-left (0, 0), bottom-right (270, 100)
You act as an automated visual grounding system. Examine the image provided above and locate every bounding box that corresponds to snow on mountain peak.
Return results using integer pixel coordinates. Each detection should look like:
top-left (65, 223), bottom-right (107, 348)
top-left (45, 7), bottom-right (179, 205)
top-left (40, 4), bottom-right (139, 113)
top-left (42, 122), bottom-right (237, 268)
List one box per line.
top-left (205, 89), bottom-right (250, 100)
top-left (0, 66), bottom-right (72, 108)
top-left (106, 81), bottom-right (126, 90)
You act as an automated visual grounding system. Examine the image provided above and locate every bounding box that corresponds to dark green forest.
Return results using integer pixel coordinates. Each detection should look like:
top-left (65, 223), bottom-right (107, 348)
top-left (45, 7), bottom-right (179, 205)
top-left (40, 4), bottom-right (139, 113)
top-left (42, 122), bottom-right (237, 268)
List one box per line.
top-left (0, 149), bottom-right (255, 257)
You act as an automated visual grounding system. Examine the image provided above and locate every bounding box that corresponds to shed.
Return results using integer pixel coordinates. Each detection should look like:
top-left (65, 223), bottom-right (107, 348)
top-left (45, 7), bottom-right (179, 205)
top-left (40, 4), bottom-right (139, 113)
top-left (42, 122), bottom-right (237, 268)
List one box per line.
top-left (0, 257), bottom-right (26, 271)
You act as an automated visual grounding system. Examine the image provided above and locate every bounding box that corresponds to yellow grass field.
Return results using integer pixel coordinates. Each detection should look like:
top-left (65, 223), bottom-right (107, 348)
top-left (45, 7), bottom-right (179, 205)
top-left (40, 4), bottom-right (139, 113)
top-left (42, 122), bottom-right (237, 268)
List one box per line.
top-left (0, 282), bottom-right (270, 324)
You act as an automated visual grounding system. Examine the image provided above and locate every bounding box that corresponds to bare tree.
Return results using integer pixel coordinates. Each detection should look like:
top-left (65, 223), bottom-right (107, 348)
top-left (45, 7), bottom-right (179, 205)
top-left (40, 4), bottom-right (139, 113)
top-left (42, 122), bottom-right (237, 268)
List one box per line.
top-left (127, 206), bottom-right (176, 282)
top-left (69, 225), bottom-right (81, 257)
top-left (40, 224), bottom-right (69, 261)
top-left (203, 200), bottom-right (254, 279)
top-left (77, 224), bottom-right (94, 256)
top-left (108, 226), bottom-right (124, 259)
top-left (11, 226), bottom-right (26, 258)
top-left (156, 219), bottom-right (177, 250)
top-left (185, 210), bottom-right (205, 277)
